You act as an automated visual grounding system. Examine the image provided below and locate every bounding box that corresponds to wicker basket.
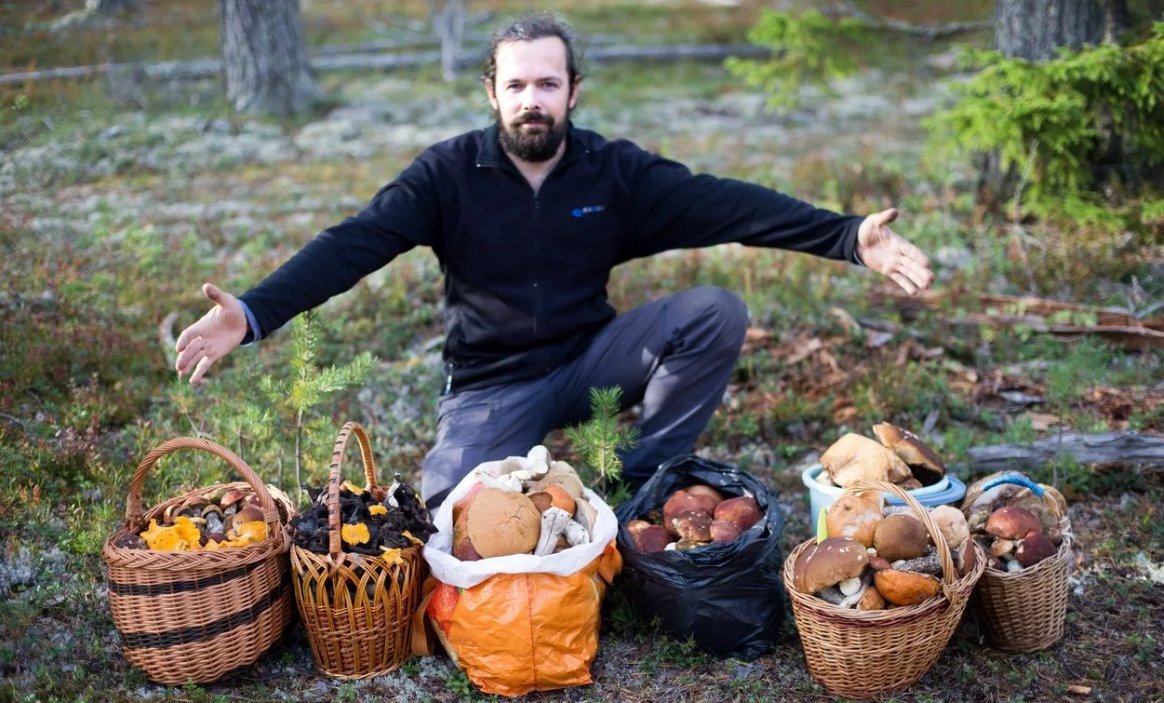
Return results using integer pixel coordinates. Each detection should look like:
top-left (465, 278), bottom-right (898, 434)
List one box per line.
top-left (963, 475), bottom-right (1072, 652)
top-left (102, 437), bottom-right (296, 686)
top-left (290, 421), bottom-right (424, 679)
top-left (783, 480), bottom-right (987, 700)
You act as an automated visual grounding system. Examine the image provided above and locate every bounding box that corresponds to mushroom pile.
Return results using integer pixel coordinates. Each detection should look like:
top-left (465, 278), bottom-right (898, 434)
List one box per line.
top-left (791, 492), bottom-right (974, 610)
top-left (623, 484), bottom-right (764, 553)
top-left (816, 422), bottom-right (946, 490)
top-left (114, 487), bottom-right (281, 551)
top-left (961, 471), bottom-right (1070, 572)
top-left (450, 446), bottom-right (599, 560)
top-left (290, 476), bottom-right (436, 556)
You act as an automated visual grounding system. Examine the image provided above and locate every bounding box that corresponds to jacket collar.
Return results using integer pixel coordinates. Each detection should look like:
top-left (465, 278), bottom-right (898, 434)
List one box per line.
top-left (477, 121), bottom-right (589, 170)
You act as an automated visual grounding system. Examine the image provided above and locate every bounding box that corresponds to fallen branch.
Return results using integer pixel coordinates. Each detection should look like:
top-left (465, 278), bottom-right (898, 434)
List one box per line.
top-left (830, 1), bottom-right (992, 39)
top-left (887, 289), bottom-right (1164, 351)
top-left (962, 431), bottom-right (1164, 472)
top-left (0, 43), bottom-right (770, 86)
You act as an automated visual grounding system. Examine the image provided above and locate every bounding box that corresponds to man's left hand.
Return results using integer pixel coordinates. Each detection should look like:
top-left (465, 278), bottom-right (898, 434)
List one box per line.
top-left (855, 207), bottom-right (934, 295)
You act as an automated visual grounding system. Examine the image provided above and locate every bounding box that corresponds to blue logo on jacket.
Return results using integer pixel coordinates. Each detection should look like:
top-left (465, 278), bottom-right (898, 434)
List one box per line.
top-left (571, 204), bottom-right (606, 218)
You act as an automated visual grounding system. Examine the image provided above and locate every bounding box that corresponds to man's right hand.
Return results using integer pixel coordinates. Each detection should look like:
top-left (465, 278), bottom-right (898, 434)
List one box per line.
top-left (175, 283), bottom-right (248, 384)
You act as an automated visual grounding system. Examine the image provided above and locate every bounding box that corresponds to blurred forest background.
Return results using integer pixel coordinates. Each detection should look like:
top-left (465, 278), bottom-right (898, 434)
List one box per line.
top-left (1, 1), bottom-right (1162, 701)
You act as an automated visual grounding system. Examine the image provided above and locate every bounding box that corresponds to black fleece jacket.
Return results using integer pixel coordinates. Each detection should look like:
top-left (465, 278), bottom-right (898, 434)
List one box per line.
top-left (240, 123), bottom-right (863, 392)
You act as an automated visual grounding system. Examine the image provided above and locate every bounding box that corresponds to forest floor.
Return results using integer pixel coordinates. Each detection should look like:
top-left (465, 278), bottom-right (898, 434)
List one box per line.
top-left (1, 1), bottom-right (1162, 702)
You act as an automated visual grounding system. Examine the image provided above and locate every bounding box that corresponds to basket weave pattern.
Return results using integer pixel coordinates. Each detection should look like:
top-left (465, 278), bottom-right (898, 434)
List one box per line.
top-left (102, 438), bottom-right (295, 685)
top-left (965, 479), bottom-right (1072, 652)
top-left (783, 480), bottom-right (986, 699)
top-left (290, 421), bottom-right (423, 679)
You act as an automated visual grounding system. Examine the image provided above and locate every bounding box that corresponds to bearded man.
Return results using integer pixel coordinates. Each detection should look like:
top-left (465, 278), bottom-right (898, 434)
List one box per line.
top-left (174, 13), bottom-right (934, 509)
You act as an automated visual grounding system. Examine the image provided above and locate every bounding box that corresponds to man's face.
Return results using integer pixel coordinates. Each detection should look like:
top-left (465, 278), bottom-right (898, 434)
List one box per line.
top-left (486, 36), bottom-right (578, 163)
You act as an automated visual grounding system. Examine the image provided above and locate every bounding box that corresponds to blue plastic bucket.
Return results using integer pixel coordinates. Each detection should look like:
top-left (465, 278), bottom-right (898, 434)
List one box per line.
top-left (801, 464), bottom-right (967, 528)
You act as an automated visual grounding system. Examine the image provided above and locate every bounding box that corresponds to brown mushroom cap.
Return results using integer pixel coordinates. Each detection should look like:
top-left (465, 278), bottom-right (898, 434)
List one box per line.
top-left (710, 519), bottom-right (742, 543)
top-left (1015, 531), bottom-right (1057, 567)
top-left (631, 524), bottom-right (672, 553)
top-left (825, 490), bottom-right (883, 547)
top-left (464, 487), bottom-right (540, 558)
top-left (453, 507), bottom-right (483, 561)
top-left (894, 436), bottom-right (947, 486)
top-left (873, 513), bottom-right (930, 562)
top-left (821, 433), bottom-right (912, 487)
top-left (929, 505), bottom-right (970, 552)
top-left (857, 586), bottom-right (887, 611)
top-left (685, 484), bottom-right (725, 513)
top-left (984, 506), bottom-right (1042, 540)
top-left (664, 489), bottom-right (710, 528)
top-left (872, 422), bottom-right (909, 449)
top-left (526, 461), bottom-right (584, 500)
top-left (672, 511), bottom-right (714, 542)
top-left (873, 568), bottom-right (941, 606)
top-left (794, 537), bottom-right (870, 594)
top-left (714, 496), bottom-right (763, 531)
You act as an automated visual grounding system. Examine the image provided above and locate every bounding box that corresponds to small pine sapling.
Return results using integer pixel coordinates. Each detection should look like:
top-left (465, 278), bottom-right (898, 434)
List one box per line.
top-left (564, 386), bottom-right (640, 503)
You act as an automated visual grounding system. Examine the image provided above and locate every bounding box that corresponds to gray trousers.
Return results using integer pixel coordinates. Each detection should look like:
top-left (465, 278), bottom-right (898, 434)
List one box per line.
top-left (420, 286), bottom-right (749, 506)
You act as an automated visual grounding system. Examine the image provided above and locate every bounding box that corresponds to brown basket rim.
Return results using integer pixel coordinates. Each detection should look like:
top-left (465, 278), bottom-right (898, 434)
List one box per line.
top-left (102, 438), bottom-right (294, 565)
top-left (961, 472), bottom-right (1070, 526)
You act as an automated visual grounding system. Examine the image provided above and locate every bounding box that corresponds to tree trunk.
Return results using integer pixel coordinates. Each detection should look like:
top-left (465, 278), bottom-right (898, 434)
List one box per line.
top-left (86, 0), bottom-right (134, 14)
top-left (993, 0), bottom-right (1105, 61)
top-left (219, 0), bottom-right (320, 117)
top-left (428, 0), bottom-right (469, 82)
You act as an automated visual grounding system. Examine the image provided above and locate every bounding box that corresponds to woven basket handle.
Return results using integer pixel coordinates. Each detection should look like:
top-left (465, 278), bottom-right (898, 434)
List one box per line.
top-left (978, 473), bottom-right (1064, 520)
top-left (125, 436), bottom-right (282, 534)
top-left (842, 479), bottom-right (960, 605)
top-left (326, 421), bottom-right (380, 559)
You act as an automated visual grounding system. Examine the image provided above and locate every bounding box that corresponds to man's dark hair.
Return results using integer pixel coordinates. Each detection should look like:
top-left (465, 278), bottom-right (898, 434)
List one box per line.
top-left (483, 12), bottom-right (582, 88)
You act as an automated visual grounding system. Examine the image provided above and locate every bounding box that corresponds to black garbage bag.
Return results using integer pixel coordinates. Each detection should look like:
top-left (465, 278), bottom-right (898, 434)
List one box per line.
top-left (614, 454), bottom-right (787, 660)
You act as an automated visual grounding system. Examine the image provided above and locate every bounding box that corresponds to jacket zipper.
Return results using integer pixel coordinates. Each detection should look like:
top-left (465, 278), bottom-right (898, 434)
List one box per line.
top-left (532, 192), bottom-right (543, 340)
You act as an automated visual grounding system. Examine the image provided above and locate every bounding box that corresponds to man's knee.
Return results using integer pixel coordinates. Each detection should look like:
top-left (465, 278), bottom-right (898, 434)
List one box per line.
top-left (678, 285), bottom-right (749, 350)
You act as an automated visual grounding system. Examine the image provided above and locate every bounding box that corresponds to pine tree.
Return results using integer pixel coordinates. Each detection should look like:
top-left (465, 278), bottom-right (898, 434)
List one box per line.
top-left (564, 386), bottom-right (640, 500)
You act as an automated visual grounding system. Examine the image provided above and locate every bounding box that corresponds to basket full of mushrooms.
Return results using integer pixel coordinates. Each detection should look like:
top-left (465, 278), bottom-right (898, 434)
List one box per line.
top-left (961, 471), bottom-right (1073, 652)
top-left (782, 479), bottom-right (987, 699)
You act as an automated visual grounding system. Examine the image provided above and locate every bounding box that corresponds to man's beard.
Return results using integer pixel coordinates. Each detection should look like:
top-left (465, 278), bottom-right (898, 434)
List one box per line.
top-left (497, 110), bottom-right (569, 163)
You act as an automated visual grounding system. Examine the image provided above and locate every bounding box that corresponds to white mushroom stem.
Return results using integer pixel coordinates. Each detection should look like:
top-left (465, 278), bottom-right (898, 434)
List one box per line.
top-left (838, 576), bottom-right (863, 596)
top-left (563, 518), bottom-right (589, 547)
top-left (818, 583), bottom-right (869, 608)
top-left (1004, 554), bottom-right (1024, 572)
top-left (473, 470), bottom-right (522, 493)
top-left (535, 507), bottom-right (575, 556)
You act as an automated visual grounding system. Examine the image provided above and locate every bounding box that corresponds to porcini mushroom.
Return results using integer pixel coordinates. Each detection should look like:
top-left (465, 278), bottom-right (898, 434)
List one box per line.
top-left (713, 496), bottom-right (763, 532)
top-left (873, 513), bottom-right (930, 562)
top-left (671, 511), bottom-right (713, 542)
top-left (464, 487), bottom-right (540, 558)
top-left (793, 537), bottom-right (870, 595)
top-left (984, 506), bottom-right (1042, 541)
top-left (664, 489), bottom-right (710, 528)
top-left (873, 422), bottom-right (946, 486)
top-left (820, 433), bottom-right (912, 487)
top-left (825, 490), bottom-right (883, 547)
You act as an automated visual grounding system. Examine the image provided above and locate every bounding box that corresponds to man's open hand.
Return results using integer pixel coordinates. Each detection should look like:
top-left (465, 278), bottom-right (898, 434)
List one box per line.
top-left (855, 208), bottom-right (934, 295)
top-left (174, 283), bottom-right (247, 384)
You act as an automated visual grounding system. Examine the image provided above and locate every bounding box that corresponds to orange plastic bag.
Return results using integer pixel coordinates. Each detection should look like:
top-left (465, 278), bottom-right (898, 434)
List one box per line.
top-left (422, 542), bottom-right (621, 696)
top-left (413, 450), bottom-right (623, 697)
